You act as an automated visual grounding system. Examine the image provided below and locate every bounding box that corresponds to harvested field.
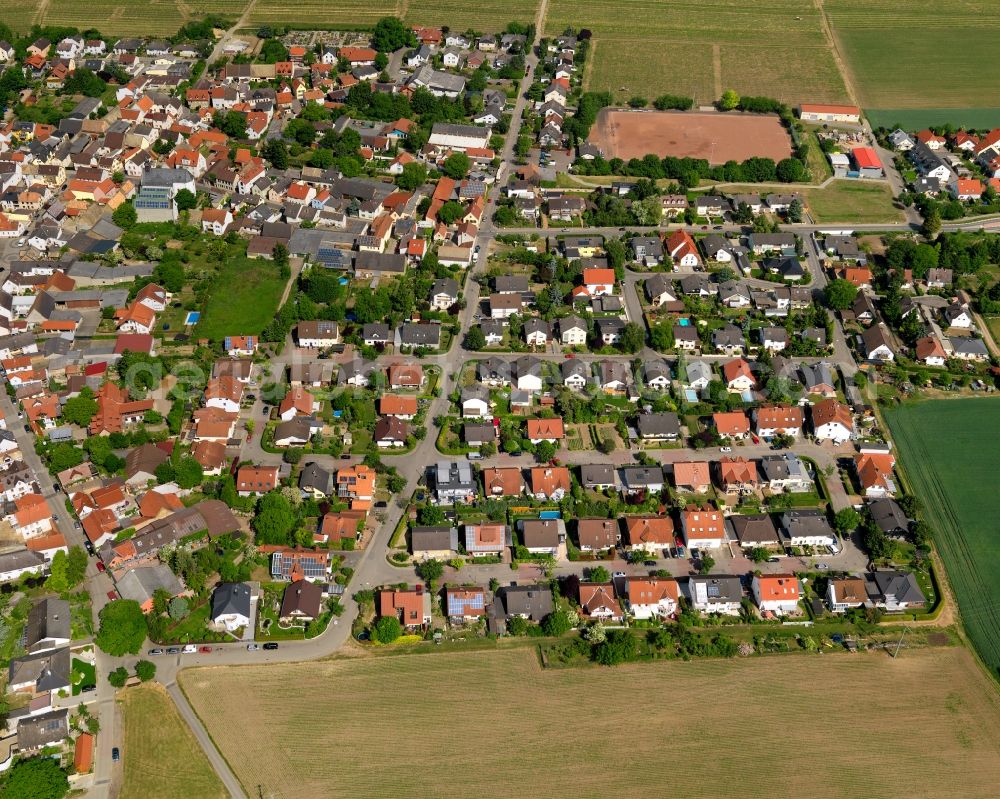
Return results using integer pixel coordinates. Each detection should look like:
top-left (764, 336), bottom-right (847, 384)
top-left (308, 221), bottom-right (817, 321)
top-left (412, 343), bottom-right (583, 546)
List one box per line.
top-left (182, 645), bottom-right (1000, 798)
top-left (589, 109), bottom-right (792, 165)
top-left (118, 683), bottom-right (227, 799)
top-left (885, 398), bottom-right (1000, 677)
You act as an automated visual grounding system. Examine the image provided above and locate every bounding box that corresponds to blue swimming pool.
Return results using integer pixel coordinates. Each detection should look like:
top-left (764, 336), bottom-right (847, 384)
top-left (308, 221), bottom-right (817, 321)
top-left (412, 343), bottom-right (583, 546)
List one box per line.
top-left (539, 510), bottom-right (561, 520)
top-left (185, 311), bottom-right (201, 325)
top-left (677, 318), bottom-right (691, 326)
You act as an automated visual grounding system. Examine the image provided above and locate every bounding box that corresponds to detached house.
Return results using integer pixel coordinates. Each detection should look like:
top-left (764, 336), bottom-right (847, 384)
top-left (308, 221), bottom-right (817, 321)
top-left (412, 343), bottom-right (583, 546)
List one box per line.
top-left (626, 577), bottom-right (680, 619)
top-left (810, 399), bottom-right (854, 443)
top-left (681, 505), bottom-right (726, 549)
top-left (752, 574), bottom-right (801, 615)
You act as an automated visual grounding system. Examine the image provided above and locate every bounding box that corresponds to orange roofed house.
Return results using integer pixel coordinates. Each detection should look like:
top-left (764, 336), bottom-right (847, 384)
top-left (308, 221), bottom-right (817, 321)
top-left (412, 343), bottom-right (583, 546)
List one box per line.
top-left (379, 585), bottom-right (432, 628)
top-left (526, 417), bottom-right (565, 444)
top-left (854, 451), bottom-right (897, 498)
top-left (89, 382), bottom-right (154, 435)
top-left (672, 461), bottom-right (710, 494)
top-left (336, 464), bottom-right (376, 503)
top-left (752, 573), bottom-right (801, 615)
top-left (575, 581), bottom-right (623, 621)
top-left (624, 515), bottom-right (675, 553)
top-left (713, 411), bottom-right (750, 439)
top-left (529, 466), bottom-right (571, 500)
top-left (481, 466), bottom-right (525, 498)
top-left (717, 457), bottom-right (759, 495)
top-left (236, 465), bottom-right (279, 497)
top-left (681, 505), bottom-right (726, 549)
top-left (626, 576), bottom-right (680, 619)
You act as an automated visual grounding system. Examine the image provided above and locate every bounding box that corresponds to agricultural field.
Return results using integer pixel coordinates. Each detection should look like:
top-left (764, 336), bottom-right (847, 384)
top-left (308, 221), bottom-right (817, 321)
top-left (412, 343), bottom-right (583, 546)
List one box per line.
top-left (404, 0), bottom-right (540, 29)
top-left (192, 255), bottom-right (286, 342)
top-left (826, 0), bottom-right (1000, 111)
top-left (181, 645), bottom-right (1000, 798)
top-left (118, 683), bottom-right (227, 799)
top-left (865, 108), bottom-right (1000, 131)
top-left (884, 398), bottom-right (1000, 677)
top-left (545, 0), bottom-right (849, 106)
top-left (247, 0), bottom-right (397, 31)
top-left (34, 0), bottom-right (185, 36)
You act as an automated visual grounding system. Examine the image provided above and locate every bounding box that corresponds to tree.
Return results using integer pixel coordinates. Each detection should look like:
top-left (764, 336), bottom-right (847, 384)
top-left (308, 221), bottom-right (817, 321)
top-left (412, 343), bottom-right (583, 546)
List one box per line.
top-left (96, 600), bottom-right (148, 656)
top-left (253, 492), bottom-right (297, 545)
top-left (2, 757), bottom-right (69, 799)
top-left (48, 443), bottom-right (85, 472)
top-left (108, 666), bottom-right (129, 688)
top-left (823, 278), bottom-right (858, 310)
top-left (619, 322), bottom-right (645, 353)
top-left (719, 89), bottom-right (740, 111)
top-left (66, 546), bottom-right (88, 587)
top-left (112, 202), bottom-right (137, 229)
top-left (372, 16), bottom-right (414, 51)
top-left (371, 614), bottom-right (402, 643)
top-left (442, 152), bottom-right (471, 179)
top-left (541, 608), bottom-right (575, 636)
top-left (436, 200), bottom-right (464, 225)
top-left (415, 558), bottom-right (444, 584)
top-left (749, 546), bottom-right (771, 564)
top-left (834, 507), bottom-right (861, 535)
top-left (168, 596), bottom-right (189, 620)
top-left (787, 197), bottom-right (804, 223)
top-left (463, 325), bottom-right (486, 350)
top-left (262, 138), bottom-right (288, 169)
top-left (62, 387), bottom-right (98, 427)
top-left (46, 549), bottom-right (70, 593)
top-left (175, 188), bottom-right (197, 211)
top-left (698, 553), bottom-right (716, 573)
top-left (587, 565), bottom-right (611, 583)
top-left (134, 660), bottom-right (156, 682)
top-left (922, 207), bottom-right (941, 239)
top-left (155, 461), bottom-right (176, 484)
top-left (396, 161), bottom-right (427, 191)
top-left (593, 629), bottom-right (637, 665)
top-left (174, 457), bottom-right (204, 489)
top-left (535, 441), bottom-right (557, 463)
top-left (776, 157), bottom-right (805, 183)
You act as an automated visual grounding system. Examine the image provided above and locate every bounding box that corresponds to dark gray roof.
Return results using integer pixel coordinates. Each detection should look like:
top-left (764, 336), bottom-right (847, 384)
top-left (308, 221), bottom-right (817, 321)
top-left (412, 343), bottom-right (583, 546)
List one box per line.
top-left (24, 598), bottom-right (70, 653)
top-left (865, 570), bottom-right (925, 606)
top-left (580, 464), bottom-right (616, 487)
top-left (210, 582), bottom-right (252, 620)
top-left (868, 498), bottom-right (908, 534)
top-left (8, 646), bottom-right (71, 693)
top-left (299, 462), bottom-right (334, 494)
top-left (501, 584), bottom-right (554, 620)
top-left (410, 525), bottom-right (458, 553)
top-left (688, 574), bottom-right (743, 604)
top-left (727, 514), bottom-right (780, 546)
top-left (636, 412), bottom-right (680, 438)
top-left (16, 708), bottom-right (68, 751)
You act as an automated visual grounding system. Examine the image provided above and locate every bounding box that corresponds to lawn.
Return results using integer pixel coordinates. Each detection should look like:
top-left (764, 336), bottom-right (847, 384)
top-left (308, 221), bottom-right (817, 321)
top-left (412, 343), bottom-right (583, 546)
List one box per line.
top-left (801, 180), bottom-right (903, 224)
top-left (192, 255), bottom-right (285, 342)
top-left (118, 683), bottom-right (227, 799)
top-left (865, 108), bottom-right (1000, 131)
top-left (545, 0), bottom-right (849, 105)
top-left (826, 0), bottom-right (1000, 110)
top-left (181, 645), bottom-right (1000, 798)
top-left (405, 0), bottom-right (540, 29)
top-left (70, 657), bottom-right (96, 696)
top-left (884, 398), bottom-right (1000, 677)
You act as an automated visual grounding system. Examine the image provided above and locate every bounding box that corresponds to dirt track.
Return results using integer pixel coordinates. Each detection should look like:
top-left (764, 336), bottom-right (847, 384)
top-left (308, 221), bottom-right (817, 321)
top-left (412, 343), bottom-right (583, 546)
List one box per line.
top-left (589, 108), bottom-right (793, 164)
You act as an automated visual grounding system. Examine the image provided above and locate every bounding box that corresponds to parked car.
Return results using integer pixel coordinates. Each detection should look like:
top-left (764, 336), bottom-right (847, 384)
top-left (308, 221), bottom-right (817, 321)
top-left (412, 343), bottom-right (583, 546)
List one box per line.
top-left (106, 590), bottom-right (118, 601)
top-left (96, 561), bottom-right (105, 572)
top-left (166, 647), bottom-right (181, 655)
top-left (247, 643), bottom-right (259, 651)
top-left (198, 646), bottom-right (212, 653)
top-left (147, 648), bottom-right (164, 656)
top-left (112, 747), bottom-right (120, 762)
top-left (181, 644), bottom-right (197, 654)
top-left (263, 642), bottom-right (279, 650)
top-left (720, 446), bottom-right (732, 453)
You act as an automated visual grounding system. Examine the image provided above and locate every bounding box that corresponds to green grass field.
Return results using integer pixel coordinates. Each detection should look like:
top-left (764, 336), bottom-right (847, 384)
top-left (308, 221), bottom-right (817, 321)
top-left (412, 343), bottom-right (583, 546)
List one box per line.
top-left (865, 108), bottom-right (1000, 131)
top-left (118, 683), bottom-right (227, 799)
top-left (545, 0), bottom-right (849, 106)
top-left (884, 398), bottom-right (1000, 678)
top-left (801, 180), bottom-right (903, 224)
top-left (827, 0), bottom-right (1000, 110)
top-left (192, 256), bottom-right (286, 342)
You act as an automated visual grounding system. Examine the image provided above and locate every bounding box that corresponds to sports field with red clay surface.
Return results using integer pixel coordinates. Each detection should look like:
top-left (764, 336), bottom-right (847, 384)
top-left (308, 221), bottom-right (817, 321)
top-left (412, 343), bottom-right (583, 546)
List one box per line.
top-left (589, 109), bottom-right (793, 164)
